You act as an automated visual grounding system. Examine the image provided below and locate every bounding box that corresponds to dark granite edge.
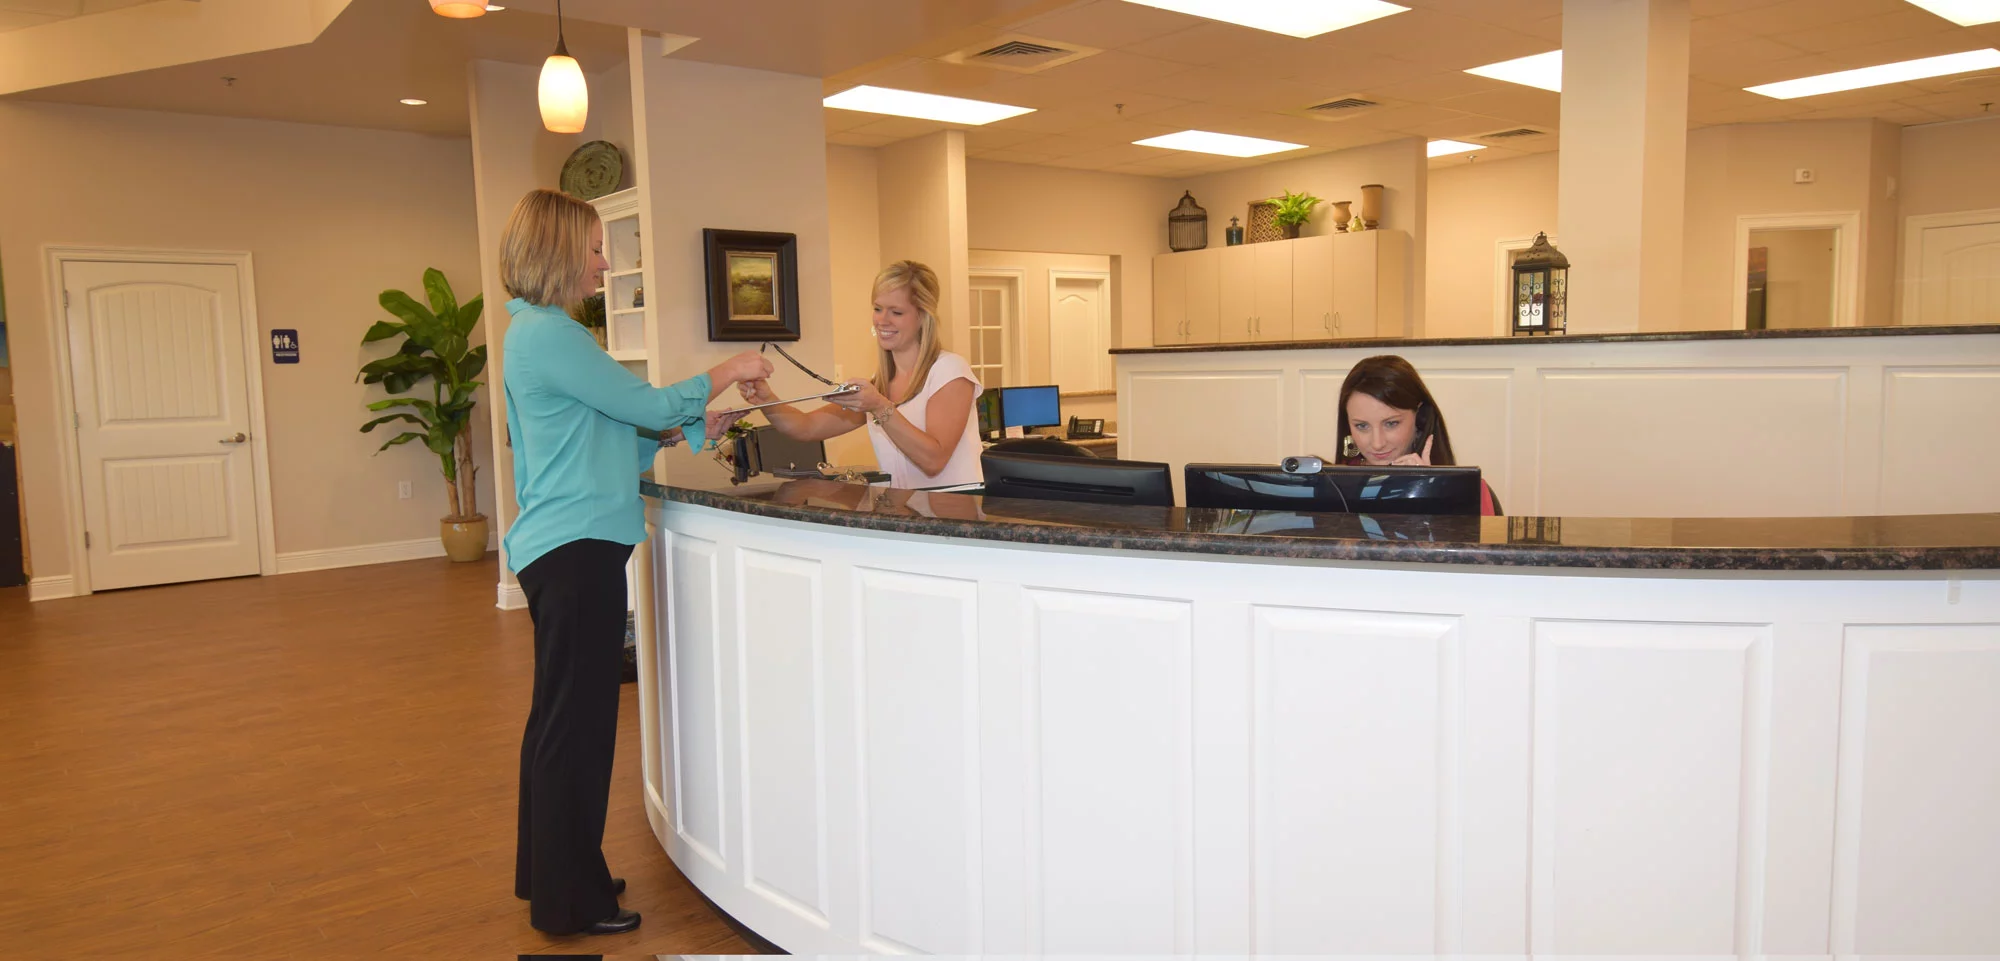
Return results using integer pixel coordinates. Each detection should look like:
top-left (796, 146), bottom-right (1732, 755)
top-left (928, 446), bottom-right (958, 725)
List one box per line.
top-left (642, 482), bottom-right (2000, 573)
top-left (1110, 323), bottom-right (2000, 355)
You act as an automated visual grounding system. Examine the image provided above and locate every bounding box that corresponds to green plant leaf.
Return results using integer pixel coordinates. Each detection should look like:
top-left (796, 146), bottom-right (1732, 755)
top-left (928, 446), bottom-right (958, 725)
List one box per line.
top-left (375, 431), bottom-right (428, 452)
top-left (359, 412), bottom-right (428, 433)
top-left (457, 345), bottom-right (488, 382)
top-left (368, 397), bottom-right (440, 418)
top-left (422, 268), bottom-right (458, 320)
top-left (361, 320), bottom-right (405, 344)
top-left (457, 294), bottom-right (484, 337)
top-left (379, 289), bottom-right (442, 345)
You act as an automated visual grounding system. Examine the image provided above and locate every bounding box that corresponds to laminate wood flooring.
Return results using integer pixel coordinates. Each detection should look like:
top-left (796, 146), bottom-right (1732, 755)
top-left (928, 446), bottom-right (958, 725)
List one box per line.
top-left (0, 556), bottom-right (756, 958)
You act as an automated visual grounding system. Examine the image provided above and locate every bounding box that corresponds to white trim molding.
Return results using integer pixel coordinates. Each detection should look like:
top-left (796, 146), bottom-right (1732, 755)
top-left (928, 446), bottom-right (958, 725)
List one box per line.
top-left (1048, 268), bottom-right (1115, 392)
top-left (28, 575), bottom-right (77, 602)
top-left (274, 531), bottom-right (500, 575)
top-left (969, 267), bottom-right (1025, 387)
top-left (497, 581), bottom-right (527, 610)
top-left (1493, 233), bottom-right (1557, 336)
top-left (1731, 212), bottom-right (1861, 330)
top-left (41, 245), bottom-right (278, 597)
top-left (1900, 206), bottom-right (2000, 327)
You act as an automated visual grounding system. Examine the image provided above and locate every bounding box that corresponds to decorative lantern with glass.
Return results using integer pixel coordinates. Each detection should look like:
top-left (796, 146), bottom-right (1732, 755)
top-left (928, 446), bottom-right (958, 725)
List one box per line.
top-left (1510, 232), bottom-right (1568, 335)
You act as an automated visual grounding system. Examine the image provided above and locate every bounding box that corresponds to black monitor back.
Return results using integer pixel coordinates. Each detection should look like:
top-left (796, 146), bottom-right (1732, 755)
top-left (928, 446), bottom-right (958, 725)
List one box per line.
top-left (981, 450), bottom-right (1174, 507)
top-left (1184, 463), bottom-right (1483, 516)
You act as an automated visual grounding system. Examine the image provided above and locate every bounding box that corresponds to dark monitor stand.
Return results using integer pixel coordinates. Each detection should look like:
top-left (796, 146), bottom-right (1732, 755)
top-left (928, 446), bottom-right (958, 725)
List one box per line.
top-left (1184, 463), bottom-right (1484, 516)
top-left (981, 450), bottom-right (1174, 507)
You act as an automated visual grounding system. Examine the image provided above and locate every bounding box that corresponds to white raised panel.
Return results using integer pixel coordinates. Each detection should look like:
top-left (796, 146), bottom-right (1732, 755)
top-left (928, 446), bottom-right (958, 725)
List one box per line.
top-left (1301, 369), bottom-right (1348, 458)
top-left (1126, 371), bottom-right (1284, 496)
top-left (1539, 369), bottom-right (1847, 517)
top-left (737, 549), bottom-right (828, 925)
top-left (1421, 370), bottom-right (1513, 507)
top-left (1026, 589), bottom-right (1193, 953)
top-left (90, 284), bottom-right (223, 424)
top-left (102, 456), bottom-right (234, 549)
top-left (1879, 368), bottom-right (2000, 515)
top-left (1252, 606), bottom-right (1461, 952)
top-left (855, 568), bottom-right (980, 953)
top-left (1531, 620), bottom-right (1773, 954)
top-left (669, 535), bottom-right (727, 870)
top-left (1832, 624), bottom-right (2000, 954)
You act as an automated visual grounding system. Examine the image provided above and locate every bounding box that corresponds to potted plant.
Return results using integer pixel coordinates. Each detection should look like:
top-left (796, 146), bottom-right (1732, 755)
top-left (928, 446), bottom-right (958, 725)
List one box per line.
top-left (1270, 189), bottom-right (1323, 239)
top-left (572, 291), bottom-right (607, 349)
top-left (357, 268), bottom-right (489, 562)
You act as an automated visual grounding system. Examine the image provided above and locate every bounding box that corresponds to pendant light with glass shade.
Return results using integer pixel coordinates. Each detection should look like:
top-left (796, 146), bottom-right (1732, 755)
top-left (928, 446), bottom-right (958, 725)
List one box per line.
top-left (428, 0), bottom-right (485, 18)
top-left (538, 0), bottom-right (588, 133)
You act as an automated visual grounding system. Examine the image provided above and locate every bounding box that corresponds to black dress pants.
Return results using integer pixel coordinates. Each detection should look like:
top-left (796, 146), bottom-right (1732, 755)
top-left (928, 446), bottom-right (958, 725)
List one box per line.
top-left (514, 538), bottom-right (633, 934)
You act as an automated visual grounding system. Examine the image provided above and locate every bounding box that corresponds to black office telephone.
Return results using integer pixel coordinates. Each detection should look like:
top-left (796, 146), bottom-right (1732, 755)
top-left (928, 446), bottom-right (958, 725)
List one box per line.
top-left (1067, 415), bottom-right (1105, 439)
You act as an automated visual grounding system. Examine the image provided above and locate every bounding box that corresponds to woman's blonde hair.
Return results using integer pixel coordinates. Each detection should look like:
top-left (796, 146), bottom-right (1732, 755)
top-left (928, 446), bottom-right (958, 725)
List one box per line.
top-left (499, 188), bottom-right (599, 308)
top-left (870, 260), bottom-right (945, 404)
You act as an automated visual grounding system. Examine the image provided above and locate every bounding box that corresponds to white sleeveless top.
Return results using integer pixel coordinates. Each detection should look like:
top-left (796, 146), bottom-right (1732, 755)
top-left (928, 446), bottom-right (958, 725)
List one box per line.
top-left (867, 352), bottom-right (984, 489)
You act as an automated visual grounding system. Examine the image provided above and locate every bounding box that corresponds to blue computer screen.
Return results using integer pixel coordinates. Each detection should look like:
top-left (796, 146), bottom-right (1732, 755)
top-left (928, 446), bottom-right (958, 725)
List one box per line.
top-left (999, 385), bottom-right (1061, 429)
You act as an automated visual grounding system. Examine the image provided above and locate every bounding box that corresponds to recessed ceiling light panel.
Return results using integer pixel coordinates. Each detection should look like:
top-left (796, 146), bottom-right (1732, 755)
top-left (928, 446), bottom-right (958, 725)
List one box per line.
top-left (1746, 48), bottom-right (2000, 98)
top-left (1427, 139), bottom-right (1486, 158)
top-left (1133, 129), bottom-right (1306, 157)
top-left (400, 98), bottom-right (428, 106)
top-left (822, 85), bottom-right (1035, 125)
top-left (1465, 50), bottom-right (1563, 92)
top-left (1118, 0), bottom-right (1408, 39)
top-left (1901, 0), bottom-right (2000, 26)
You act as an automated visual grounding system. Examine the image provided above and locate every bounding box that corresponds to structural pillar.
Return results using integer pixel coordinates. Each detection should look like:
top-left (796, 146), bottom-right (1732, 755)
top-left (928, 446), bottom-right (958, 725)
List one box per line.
top-left (876, 131), bottom-right (971, 354)
top-left (1557, 0), bottom-right (1690, 333)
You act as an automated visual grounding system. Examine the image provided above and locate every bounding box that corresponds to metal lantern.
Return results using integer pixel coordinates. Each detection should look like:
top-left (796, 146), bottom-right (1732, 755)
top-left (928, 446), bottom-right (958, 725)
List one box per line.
top-left (1510, 232), bottom-right (1569, 335)
top-left (1168, 190), bottom-right (1208, 252)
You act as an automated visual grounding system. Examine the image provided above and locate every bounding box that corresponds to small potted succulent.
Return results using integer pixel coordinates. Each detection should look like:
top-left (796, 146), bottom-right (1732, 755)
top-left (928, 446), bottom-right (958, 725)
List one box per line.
top-left (1270, 189), bottom-right (1323, 239)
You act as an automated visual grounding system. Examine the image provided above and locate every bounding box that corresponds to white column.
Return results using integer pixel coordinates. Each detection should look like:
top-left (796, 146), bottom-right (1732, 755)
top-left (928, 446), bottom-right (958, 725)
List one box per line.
top-left (876, 131), bottom-right (971, 354)
top-left (1557, 0), bottom-right (1691, 333)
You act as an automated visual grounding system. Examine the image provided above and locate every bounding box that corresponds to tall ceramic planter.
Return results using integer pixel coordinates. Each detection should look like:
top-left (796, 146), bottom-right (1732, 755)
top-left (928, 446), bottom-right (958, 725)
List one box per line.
top-left (441, 514), bottom-right (489, 562)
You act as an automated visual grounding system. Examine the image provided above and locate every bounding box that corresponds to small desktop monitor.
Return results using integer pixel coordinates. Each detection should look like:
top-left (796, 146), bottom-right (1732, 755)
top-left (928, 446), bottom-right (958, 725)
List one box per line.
top-left (998, 385), bottom-right (1061, 429)
top-left (976, 388), bottom-right (1004, 439)
top-left (752, 426), bottom-right (826, 478)
top-left (1184, 463), bottom-right (1483, 516)
top-left (981, 450), bottom-right (1174, 507)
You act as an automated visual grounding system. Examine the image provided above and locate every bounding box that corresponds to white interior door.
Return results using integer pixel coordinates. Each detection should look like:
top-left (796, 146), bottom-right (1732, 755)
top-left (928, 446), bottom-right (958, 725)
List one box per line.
top-left (1917, 221), bottom-right (2000, 326)
top-left (1050, 274), bottom-right (1109, 392)
top-left (967, 273), bottom-right (1018, 387)
top-left (63, 260), bottom-right (262, 591)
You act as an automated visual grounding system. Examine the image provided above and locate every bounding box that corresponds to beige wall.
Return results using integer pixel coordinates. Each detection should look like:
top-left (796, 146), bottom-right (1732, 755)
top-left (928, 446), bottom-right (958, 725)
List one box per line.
top-left (1425, 153), bottom-right (1560, 339)
top-left (824, 144), bottom-right (882, 469)
top-left (1181, 138), bottom-right (1429, 335)
top-left (1899, 116), bottom-right (2000, 220)
top-left (969, 249), bottom-right (1114, 390)
top-left (0, 100), bottom-right (488, 581)
top-left (1753, 227), bottom-right (1838, 329)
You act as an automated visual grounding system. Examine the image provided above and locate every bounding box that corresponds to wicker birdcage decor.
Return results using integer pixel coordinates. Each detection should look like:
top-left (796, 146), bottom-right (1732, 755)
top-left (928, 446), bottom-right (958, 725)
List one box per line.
top-left (1167, 191), bottom-right (1208, 251)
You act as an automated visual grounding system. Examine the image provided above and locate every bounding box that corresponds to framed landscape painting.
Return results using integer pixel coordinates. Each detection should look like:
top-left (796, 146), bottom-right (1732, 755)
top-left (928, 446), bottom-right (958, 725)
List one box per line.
top-left (702, 228), bottom-right (800, 342)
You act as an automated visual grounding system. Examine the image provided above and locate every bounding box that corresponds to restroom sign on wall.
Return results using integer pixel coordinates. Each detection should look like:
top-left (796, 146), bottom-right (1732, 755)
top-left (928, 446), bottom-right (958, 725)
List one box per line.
top-left (270, 329), bottom-right (299, 364)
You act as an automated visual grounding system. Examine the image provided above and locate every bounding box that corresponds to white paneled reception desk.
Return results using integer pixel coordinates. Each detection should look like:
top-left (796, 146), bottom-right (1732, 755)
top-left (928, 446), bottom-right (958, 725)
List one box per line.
top-left (635, 479), bottom-right (2000, 956)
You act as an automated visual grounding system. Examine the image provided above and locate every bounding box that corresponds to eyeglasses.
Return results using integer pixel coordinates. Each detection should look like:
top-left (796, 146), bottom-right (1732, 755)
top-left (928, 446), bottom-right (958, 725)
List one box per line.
top-left (761, 341), bottom-right (837, 387)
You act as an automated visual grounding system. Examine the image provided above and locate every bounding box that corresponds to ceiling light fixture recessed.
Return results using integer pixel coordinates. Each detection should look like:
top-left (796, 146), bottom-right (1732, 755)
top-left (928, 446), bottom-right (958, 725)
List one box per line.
top-left (1900, 0), bottom-right (2000, 26)
top-left (485, 3), bottom-right (505, 9)
top-left (428, 0), bottom-right (485, 18)
top-left (1134, 129), bottom-right (1306, 157)
top-left (400, 98), bottom-right (428, 106)
top-left (1117, 0), bottom-right (1408, 39)
top-left (1465, 49), bottom-right (1563, 92)
top-left (1427, 139), bottom-right (1486, 158)
top-left (1746, 48), bottom-right (2000, 99)
top-left (823, 85), bottom-right (1035, 125)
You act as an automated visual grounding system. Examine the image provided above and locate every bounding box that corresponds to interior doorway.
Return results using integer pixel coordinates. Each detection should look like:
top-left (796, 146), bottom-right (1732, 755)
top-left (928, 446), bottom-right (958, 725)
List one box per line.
top-left (1732, 212), bottom-right (1859, 329)
top-left (1903, 207), bottom-right (2000, 326)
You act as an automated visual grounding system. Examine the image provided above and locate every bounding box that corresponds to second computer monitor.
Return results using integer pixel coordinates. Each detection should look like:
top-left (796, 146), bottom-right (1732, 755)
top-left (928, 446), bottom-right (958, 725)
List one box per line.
top-left (1184, 463), bottom-right (1484, 516)
top-left (998, 384), bottom-right (1061, 430)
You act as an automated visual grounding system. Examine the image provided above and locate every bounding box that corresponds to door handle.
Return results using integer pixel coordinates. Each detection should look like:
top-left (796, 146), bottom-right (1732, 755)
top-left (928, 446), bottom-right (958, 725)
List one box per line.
top-left (1323, 311), bottom-right (1331, 333)
top-left (220, 432), bottom-right (247, 445)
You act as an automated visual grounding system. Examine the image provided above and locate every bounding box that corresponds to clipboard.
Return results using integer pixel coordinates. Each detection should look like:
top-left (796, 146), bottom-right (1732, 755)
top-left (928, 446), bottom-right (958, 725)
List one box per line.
top-left (714, 384), bottom-right (858, 418)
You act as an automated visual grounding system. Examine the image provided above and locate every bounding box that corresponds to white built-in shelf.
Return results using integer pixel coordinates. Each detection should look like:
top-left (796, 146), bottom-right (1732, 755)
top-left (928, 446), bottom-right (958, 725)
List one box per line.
top-left (610, 349), bottom-right (647, 363)
top-left (612, 307), bottom-right (645, 316)
top-left (606, 268), bottom-right (643, 280)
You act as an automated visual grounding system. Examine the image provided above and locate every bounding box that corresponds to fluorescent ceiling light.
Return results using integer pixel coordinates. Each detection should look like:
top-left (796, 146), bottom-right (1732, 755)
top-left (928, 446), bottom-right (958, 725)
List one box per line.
top-left (399, 98), bottom-right (428, 106)
top-left (1465, 50), bottom-right (1563, 92)
top-left (1133, 129), bottom-right (1306, 157)
top-left (1118, 0), bottom-right (1408, 39)
top-left (1901, 0), bottom-right (2000, 26)
top-left (485, 4), bottom-right (505, 10)
top-left (1746, 48), bottom-right (2000, 98)
top-left (1427, 139), bottom-right (1485, 158)
top-left (823, 85), bottom-right (1034, 125)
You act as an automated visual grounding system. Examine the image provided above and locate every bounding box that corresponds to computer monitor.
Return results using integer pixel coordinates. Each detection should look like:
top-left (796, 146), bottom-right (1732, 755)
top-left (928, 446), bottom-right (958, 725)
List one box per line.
top-left (981, 450), bottom-right (1174, 507)
top-left (998, 385), bottom-right (1061, 429)
top-left (976, 388), bottom-right (1004, 439)
top-left (1183, 463), bottom-right (1484, 516)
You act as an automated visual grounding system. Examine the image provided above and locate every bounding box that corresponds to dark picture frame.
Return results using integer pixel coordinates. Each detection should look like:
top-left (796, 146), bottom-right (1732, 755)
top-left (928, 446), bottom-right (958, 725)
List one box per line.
top-left (702, 228), bottom-right (800, 342)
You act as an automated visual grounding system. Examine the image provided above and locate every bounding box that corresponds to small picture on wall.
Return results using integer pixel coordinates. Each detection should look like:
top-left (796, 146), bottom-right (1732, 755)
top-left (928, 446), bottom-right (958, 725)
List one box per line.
top-left (702, 228), bottom-right (800, 342)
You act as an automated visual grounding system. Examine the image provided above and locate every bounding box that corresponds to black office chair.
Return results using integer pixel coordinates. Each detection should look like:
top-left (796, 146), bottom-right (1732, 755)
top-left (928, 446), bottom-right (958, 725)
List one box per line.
top-left (985, 436), bottom-right (1095, 458)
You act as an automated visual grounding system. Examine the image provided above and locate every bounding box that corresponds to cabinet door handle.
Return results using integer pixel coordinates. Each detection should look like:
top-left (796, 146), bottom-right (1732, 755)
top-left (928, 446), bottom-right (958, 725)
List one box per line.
top-left (1323, 311), bottom-right (1331, 333)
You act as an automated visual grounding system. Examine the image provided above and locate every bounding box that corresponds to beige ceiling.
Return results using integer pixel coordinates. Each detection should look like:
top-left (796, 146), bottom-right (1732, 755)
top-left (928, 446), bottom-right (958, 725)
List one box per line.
top-left (825, 0), bottom-right (2000, 177)
top-left (0, 0), bottom-right (164, 33)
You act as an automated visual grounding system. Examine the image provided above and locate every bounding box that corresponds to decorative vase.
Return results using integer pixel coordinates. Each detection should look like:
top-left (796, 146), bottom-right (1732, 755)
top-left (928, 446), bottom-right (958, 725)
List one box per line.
top-left (1331, 200), bottom-right (1352, 225)
top-left (1280, 222), bottom-right (1301, 240)
top-left (440, 514), bottom-right (489, 562)
top-left (632, 285), bottom-right (644, 308)
top-left (1359, 184), bottom-right (1383, 229)
top-left (1225, 216), bottom-right (1244, 246)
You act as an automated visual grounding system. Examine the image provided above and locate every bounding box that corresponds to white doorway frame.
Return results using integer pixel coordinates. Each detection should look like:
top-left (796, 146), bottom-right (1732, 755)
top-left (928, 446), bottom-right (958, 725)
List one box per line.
top-left (1900, 206), bottom-right (2000, 326)
top-left (968, 267), bottom-right (1024, 387)
top-left (1732, 212), bottom-right (1860, 330)
top-left (1493, 233), bottom-right (1557, 336)
top-left (1048, 268), bottom-right (1113, 392)
top-left (41, 245), bottom-right (278, 597)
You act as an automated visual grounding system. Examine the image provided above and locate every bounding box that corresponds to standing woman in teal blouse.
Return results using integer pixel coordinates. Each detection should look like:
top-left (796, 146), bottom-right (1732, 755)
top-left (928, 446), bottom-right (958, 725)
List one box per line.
top-left (498, 188), bottom-right (771, 936)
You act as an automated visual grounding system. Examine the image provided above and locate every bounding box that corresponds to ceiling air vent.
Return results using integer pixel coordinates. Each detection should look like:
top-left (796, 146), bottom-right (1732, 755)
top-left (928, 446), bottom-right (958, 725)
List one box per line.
top-left (1309, 97), bottom-right (1380, 112)
top-left (941, 34), bottom-right (1100, 74)
top-left (1480, 127), bottom-right (1547, 140)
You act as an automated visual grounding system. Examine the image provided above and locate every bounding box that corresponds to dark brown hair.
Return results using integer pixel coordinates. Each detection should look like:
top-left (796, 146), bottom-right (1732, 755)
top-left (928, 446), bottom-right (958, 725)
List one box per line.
top-left (1336, 354), bottom-right (1458, 466)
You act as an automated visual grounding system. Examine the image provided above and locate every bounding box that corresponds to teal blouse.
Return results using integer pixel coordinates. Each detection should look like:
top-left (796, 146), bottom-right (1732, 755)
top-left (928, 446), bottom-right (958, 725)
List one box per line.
top-left (500, 298), bottom-right (711, 574)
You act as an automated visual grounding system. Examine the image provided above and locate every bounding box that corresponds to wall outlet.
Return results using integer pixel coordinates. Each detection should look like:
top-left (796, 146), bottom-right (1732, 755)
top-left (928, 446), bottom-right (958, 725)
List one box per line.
top-left (1794, 167), bottom-right (1816, 184)
top-left (834, 363), bottom-right (844, 381)
top-left (398, 480), bottom-right (412, 500)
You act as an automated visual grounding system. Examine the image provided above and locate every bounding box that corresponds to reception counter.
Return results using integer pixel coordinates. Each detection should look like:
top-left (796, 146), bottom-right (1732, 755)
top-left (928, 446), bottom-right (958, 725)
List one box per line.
top-left (633, 478), bottom-right (2000, 956)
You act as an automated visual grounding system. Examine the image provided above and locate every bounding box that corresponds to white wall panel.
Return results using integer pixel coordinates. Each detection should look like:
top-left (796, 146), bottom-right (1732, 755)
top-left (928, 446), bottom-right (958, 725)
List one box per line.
top-left (737, 549), bottom-right (829, 924)
top-left (1879, 368), bottom-right (2000, 514)
top-left (668, 535), bottom-right (728, 870)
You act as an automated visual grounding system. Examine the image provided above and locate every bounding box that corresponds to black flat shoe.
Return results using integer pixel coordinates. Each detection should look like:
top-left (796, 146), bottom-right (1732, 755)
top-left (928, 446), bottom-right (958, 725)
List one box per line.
top-left (516, 877), bottom-right (624, 901)
top-left (580, 908), bottom-right (640, 935)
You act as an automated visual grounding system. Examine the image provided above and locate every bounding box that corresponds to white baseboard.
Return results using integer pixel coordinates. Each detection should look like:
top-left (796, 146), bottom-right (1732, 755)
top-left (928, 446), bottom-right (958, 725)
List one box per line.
top-left (28, 575), bottom-right (77, 602)
top-left (276, 531), bottom-right (501, 575)
top-left (496, 581), bottom-right (527, 611)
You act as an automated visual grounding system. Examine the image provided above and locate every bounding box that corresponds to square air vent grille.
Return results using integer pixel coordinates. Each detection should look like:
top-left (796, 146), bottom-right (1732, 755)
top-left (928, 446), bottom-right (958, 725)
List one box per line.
top-left (1309, 97), bottom-right (1380, 112)
top-left (1480, 127), bottom-right (1547, 139)
top-left (940, 34), bottom-right (1101, 73)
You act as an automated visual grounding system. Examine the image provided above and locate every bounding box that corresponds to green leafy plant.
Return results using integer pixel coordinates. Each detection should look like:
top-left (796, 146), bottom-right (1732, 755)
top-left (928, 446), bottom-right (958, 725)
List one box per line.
top-left (1270, 189), bottom-right (1324, 228)
top-left (571, 291), bottom-right (606, 330)
top-left (357, 268), bottom-right (487, 522)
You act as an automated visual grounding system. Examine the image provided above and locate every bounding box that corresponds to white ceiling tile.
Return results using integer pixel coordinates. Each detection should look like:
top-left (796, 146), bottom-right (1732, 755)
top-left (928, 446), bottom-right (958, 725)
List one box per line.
top-left (1364, 70), bottom-right (1496, 104)
top-left (969, 148), bottom-right (1067, 165)
top-left (1120, 20), bottom-right (1314, 68)
top-left (1014, 0), bottom-right (1204, 50)
top-left (1312, 8), bottom-right (1549, 69)
top-left (1022, 49), bottom-right (1192, 94)
top-left (1434, 87), bottom-right (1562, 128)
top-left (962, 125), bottom-right (1052, 150)
top-left (828, 131), bottom-right (895, 147)
top-left (0, 9), bottom-right (61, 29)
top-left (1822, 32), bottom-right (1999, 69)
top-left (841, 115), bottom-right (955, 140)
top-left (1772, 7), bottom-right (1962, 54)
top-left (1704, 0), bottom-right (1886, 37)
top-left (855, 58), bottom-right (1032, 98)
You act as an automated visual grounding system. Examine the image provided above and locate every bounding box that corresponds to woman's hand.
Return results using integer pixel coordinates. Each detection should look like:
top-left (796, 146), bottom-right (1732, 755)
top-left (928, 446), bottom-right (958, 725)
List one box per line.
top-left (706, 408), bottom-right (747, 439)
top-left (718, 351), bottom-right (774, 387)
top-left (827, 378), bottom-right (892, 417)
top-left (659, 427), bottom-right (685, 448)
top-left (1389, 435), bottom-right (1434, 467)
top-left (737, 378), bottom-right (779, 405)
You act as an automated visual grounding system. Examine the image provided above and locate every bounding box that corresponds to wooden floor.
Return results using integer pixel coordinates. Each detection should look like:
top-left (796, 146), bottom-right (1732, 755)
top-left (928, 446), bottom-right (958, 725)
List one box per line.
top-left (0, 556), bottom-right (756, 958)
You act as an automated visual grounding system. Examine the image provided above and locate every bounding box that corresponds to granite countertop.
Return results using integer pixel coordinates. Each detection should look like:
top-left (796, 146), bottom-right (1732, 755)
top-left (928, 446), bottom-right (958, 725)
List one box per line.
top-left (641, 478), bottom-right (2000, 572)
top-left (1110, 323), bottom-right (2000, 355)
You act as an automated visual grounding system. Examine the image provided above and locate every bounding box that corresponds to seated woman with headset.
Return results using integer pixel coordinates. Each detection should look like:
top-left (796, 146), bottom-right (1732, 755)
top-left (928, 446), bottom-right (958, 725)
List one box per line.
top-left (1337, 354), bottom-right (1501, 516)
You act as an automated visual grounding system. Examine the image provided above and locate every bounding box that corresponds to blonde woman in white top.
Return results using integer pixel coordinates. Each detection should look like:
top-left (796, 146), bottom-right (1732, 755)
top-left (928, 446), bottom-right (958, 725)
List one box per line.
top-left (740, 260), bottom-right (984, 488)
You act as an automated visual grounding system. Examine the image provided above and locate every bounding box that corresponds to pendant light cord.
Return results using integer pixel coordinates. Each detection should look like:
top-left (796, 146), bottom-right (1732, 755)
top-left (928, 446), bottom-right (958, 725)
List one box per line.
top-left (553, 0), bottom-right (568, 57)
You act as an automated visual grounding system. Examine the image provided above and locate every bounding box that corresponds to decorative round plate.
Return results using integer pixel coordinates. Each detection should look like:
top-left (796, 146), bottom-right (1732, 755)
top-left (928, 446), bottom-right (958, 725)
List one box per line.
top-left (560, 140), bottom-right (624, 200)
